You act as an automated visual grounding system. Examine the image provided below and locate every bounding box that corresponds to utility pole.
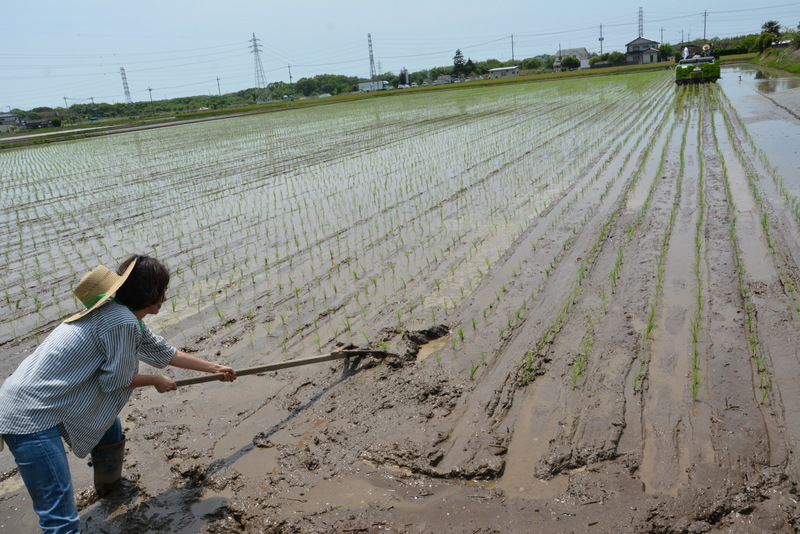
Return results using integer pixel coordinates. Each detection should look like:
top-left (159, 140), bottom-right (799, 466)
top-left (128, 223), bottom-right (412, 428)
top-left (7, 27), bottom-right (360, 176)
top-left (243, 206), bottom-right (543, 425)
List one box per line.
top-left (63, 96), bottom-right (68, 108)
top-left (287, 64), bottom-right (293, 84)
top-left (147, 87), bottom-right (153, 102)
top-left (511, 34), bottom-right (515, 62)
top-left (660, 27), bottom-right (664, 45)
top-left (599, 25), bottom-right (605, 54)
top-left (217, 77), bottom-right (221, 96)
top-left (703, 11), bottom-right (707, 41)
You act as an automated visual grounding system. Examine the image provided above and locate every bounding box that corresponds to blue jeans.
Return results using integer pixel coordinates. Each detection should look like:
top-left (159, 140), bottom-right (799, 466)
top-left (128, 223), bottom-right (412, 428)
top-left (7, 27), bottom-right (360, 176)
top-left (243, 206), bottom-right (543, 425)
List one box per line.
top-left (3, 418), bottom-right (123, 534)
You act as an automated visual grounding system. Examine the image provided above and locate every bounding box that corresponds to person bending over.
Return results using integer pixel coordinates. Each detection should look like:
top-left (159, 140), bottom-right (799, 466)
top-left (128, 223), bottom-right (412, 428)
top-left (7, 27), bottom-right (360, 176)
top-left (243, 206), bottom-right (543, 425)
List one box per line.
top-left (0, 254), bottom-right (236, 534)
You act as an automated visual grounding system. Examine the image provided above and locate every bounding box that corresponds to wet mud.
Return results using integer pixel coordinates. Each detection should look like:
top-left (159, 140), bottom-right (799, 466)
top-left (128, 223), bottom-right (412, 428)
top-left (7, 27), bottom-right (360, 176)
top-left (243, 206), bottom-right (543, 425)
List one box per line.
top-left (3, 73), bottom-right (800, 533)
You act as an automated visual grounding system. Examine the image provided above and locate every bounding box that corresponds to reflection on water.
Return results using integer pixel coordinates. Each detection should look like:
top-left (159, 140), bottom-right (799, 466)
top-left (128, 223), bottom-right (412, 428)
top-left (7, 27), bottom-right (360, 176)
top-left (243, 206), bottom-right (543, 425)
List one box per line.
top-left (725, 64), bottom-right (800, 94)
top-left (719, 65), bottom-right (800, 194)
top-left (754, 73), bottom-right (800, 94)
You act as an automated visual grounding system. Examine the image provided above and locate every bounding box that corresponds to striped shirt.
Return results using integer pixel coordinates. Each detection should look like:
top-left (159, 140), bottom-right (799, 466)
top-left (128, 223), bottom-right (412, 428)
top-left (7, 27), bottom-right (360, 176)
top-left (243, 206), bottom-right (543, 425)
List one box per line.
top-left (0, 301), bottom-right (176, 458)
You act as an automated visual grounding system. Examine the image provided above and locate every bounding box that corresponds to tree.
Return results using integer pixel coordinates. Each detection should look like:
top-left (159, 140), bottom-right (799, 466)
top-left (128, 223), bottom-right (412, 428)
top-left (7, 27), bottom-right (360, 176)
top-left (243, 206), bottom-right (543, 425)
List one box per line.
top-left (465, 58), bottom-right (476, 74)
top-left (475, 59), bottom-right (503, 74)
top-left (453, 49), bottom-right (466, 76)
top-left (658, 43), bottom-right (675, 61)
top-left (520, 57), bottom-right (542, 70)
top-left (762, 21), bottom-right (781, 37)
top-left (267, 81), bottom-right (294, 101)
top-left (560, 56), bottom-right (580, 70)
top-left (739, 35), bottom-right (760, 52)
top-left (757, 31), bottom-right (775, 52)
top-left (607, 51), bottom-right (626, 65)
top-left (293, 74), bottom-right (357, 96)
top-left (429, 66), bottom-right (453, 80)
top-left (399, 67), bottom-right (409, 86)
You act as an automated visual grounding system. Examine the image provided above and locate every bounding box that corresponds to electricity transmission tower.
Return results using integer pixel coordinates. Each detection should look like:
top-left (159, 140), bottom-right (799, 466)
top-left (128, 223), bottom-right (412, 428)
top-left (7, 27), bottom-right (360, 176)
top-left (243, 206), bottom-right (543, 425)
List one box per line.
top-left (250, 33), bottom-right (268, 100)
top-left (119, 67), bottom-right (133, 104)
top-left (638, 7), bottom-right (644, 38)
top-left (368, 33), bottom-right (377, 81)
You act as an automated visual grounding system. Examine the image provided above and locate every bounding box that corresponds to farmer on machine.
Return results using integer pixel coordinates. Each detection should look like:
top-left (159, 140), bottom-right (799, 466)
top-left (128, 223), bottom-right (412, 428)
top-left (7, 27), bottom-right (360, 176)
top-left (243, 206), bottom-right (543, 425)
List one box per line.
top-left (0, 254), bottom-right (236, 534)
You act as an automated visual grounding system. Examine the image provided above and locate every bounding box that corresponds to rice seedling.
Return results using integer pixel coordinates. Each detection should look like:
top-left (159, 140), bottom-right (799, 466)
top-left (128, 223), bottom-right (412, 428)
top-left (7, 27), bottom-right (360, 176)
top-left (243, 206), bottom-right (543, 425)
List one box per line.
top-left (469, 361), bottom-right (478, 380)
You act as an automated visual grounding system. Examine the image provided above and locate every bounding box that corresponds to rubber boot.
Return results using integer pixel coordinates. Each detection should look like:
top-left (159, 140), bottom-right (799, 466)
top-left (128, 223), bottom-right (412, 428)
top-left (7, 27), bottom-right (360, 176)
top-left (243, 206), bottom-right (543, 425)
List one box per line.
top-left (89, 439), bottom-right (125, 497)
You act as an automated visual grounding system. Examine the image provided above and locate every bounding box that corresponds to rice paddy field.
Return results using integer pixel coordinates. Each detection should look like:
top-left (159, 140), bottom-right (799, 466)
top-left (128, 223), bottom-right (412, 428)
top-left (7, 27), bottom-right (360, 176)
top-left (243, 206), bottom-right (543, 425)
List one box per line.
top-left (2, 69), bottom-right (800, 533)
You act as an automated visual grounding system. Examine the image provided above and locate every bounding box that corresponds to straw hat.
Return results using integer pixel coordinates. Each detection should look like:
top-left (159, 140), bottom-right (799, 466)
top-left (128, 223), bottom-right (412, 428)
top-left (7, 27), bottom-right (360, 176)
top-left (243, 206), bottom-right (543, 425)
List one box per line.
top-left (64, 259), bottom-right (137, 323)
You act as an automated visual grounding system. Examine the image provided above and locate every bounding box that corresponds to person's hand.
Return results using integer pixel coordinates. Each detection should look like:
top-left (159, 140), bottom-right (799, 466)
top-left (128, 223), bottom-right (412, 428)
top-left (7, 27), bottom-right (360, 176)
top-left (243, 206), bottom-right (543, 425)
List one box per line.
top-left (212, 364), bottom-right (237, 382)
top-left (152, 375), bottom-right (178, 393)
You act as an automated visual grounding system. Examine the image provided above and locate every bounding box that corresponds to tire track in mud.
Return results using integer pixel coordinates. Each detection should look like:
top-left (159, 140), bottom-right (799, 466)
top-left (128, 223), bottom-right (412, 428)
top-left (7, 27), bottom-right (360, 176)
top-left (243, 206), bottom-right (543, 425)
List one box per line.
top-left (710, 86), bottom-right (800, 481)
top-left (637, 85), bottom-right (711, 494)
top-left (666, 84), bottom-right (780, 523)
top-left (416, 78), bottom-right (678, 479)
top-left (510, 82), bottom-right (681, 483)
top-left (410, 79), bottom-right (800, 530)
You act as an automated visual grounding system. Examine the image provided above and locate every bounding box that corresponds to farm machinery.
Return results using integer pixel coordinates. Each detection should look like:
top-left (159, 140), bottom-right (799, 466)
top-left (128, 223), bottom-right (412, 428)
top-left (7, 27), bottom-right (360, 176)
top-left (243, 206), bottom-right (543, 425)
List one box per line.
top-left (675, 54), bottom-right (720, 85)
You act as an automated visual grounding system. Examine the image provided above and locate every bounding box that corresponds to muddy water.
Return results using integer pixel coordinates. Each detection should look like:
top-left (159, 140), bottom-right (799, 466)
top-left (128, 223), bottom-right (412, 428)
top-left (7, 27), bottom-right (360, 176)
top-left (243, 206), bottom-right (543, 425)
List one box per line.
top-left (719, 65), bottom-right (800, 192)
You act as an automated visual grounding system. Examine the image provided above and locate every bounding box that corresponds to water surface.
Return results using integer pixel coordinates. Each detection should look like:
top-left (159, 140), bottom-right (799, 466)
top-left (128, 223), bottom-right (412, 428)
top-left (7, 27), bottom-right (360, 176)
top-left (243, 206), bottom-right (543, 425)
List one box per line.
top-left (719, 65), bottom-right (800, 192)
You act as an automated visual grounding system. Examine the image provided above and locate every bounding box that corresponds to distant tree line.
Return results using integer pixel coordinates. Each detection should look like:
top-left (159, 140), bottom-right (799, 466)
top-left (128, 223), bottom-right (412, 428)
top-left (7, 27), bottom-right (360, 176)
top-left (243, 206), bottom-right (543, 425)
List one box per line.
top-left (9, 20), bottom-right (799, 124)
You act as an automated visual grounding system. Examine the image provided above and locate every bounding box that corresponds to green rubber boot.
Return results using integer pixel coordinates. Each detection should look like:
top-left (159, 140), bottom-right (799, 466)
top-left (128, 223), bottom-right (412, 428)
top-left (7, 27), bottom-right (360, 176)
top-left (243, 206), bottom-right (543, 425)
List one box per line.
top-left (89, 439), bottom-right (125, 497)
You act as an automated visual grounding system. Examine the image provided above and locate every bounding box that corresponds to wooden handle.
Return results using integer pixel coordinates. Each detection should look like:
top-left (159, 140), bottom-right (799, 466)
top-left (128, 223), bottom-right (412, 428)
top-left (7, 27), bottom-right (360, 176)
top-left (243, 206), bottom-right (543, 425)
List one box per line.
top-left (174, 350), bottom-right (387, 387)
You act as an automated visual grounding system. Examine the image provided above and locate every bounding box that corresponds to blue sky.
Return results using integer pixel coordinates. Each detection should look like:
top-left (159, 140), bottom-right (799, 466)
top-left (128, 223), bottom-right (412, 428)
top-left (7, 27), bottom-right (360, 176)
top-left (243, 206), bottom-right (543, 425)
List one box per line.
top-left (3, 1), bottom-right (799, 110)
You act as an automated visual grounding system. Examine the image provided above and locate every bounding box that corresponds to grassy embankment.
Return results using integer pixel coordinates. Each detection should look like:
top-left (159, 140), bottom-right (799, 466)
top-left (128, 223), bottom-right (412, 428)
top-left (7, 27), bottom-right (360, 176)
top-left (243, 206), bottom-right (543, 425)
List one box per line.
top-left (754, 46), bottom-right (800, 73)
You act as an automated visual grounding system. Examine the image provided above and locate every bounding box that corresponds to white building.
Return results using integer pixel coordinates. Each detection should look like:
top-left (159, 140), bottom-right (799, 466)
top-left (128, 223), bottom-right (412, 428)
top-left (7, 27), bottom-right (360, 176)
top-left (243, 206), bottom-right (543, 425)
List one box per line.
top-left (555, 47), bottom-right (590, 70)
top-left (487, 66), bottom-right (520, 79)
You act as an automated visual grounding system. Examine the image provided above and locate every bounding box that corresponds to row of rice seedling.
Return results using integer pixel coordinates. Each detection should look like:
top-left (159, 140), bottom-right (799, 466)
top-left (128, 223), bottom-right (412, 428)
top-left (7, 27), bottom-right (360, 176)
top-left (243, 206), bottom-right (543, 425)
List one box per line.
top-left (630, 92), bottom-right (686, 392)
top-left (453, 75), bottom-right (674, 382)
top-left (712, 90), bottom-right (800, 313)
top-left (1, 74), bottom-right (675, 360)
top-left (513, 75), bottom-right (677, 386)
top-left (570, 75), bottom-right (704, 389)
top-left (705, 89), bottom-right (772, 402)
top-left (313, 76), bottom-right (666, 353)
top-left (540, 77), bottom-right (678, 388)
top-left (689, 85), bottom-right (707, 402)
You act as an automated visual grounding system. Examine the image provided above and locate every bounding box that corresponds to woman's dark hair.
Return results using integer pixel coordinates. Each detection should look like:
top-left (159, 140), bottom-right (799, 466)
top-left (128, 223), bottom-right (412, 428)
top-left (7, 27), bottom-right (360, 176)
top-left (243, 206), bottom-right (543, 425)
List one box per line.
top-left (115, 254), bottom-right (170, 311)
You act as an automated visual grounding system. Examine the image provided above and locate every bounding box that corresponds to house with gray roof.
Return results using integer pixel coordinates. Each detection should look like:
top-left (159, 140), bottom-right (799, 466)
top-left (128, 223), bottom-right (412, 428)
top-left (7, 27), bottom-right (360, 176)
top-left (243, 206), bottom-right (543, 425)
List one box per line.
top-left (626, 37), bottom-right (660, 64)
top-left (554, 47), bottom-right (590, 70)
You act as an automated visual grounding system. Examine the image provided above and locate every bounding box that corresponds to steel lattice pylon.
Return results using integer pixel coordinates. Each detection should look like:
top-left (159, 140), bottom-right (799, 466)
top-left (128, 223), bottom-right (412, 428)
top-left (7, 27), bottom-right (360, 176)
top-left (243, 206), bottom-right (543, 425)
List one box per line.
top-left (250, 33), bottom-right (267, 93)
